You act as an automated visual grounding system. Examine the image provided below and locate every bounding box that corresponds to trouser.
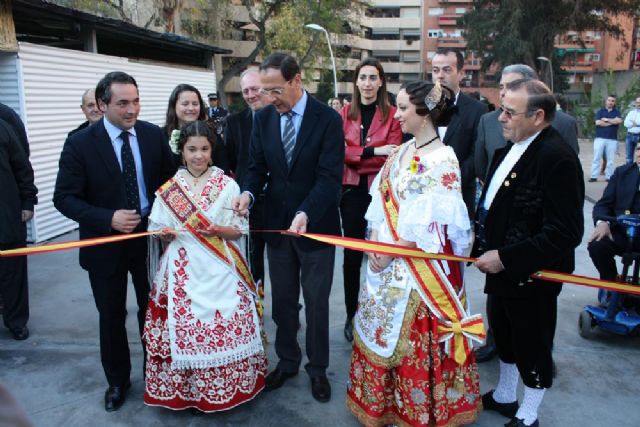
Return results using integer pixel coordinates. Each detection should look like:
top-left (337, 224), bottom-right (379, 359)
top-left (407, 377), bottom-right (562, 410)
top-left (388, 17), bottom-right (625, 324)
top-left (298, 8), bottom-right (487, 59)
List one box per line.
top-left (267, 237), bottom-right (335, 377)
top-left (591, 138), bottom-right (617, 179)
top-left (489, 294), bottom-right (557, 389)
top-left (625, 133), bottom-right (640, 164)
top-left (0, 241), bottom-right (29, 330)
top-left (339, 186), bottom-right (371, 320)
top-left (88, 245), bottom-right (149, 387)
top-left (588, 228), bottom-right (637, 281)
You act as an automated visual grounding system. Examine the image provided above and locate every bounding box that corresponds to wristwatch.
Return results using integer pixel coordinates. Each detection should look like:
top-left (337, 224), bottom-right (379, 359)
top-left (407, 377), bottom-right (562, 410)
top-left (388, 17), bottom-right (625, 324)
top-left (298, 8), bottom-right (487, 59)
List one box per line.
top-left (596, 220), bottom-right (610, 226)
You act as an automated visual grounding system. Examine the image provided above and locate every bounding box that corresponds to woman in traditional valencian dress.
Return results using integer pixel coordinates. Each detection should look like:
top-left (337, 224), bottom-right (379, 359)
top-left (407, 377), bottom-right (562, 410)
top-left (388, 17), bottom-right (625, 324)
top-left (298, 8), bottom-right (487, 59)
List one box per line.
top-left (143, 120), bottom-right (266, 413)
top-left (346, 81), bottom-right (483, 427)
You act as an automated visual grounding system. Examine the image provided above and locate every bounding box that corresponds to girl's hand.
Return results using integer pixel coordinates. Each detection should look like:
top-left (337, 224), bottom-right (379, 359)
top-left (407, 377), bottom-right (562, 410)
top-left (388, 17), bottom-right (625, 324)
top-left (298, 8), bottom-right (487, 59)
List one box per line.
top-left (369, 253), bottom-right (393, 273)
top-left (158, 227), bottom-right (177, 242)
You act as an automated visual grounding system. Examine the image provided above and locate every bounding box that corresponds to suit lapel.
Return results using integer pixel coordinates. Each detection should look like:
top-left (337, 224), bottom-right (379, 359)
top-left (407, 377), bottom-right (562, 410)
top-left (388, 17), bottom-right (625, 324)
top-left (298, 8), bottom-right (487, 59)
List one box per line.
top-left (488, 134), bottom-right (543, 213)
top-left (93, 120), bottom-right (122, 181)
top-left (367, 107), bottom-right (383, 139)
top-left (289, 95), bottom-right (320, 172)
top-left (443, 93), bottom-right (465, 144)
top-left (134, 122), bottom-right (154, 194)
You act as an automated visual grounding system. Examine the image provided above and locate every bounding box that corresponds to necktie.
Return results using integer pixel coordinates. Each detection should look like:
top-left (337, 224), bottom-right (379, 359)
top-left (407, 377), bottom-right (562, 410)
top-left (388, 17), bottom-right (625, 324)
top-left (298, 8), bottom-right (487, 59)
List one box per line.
top-left (120, 131), bottom-right (140, 213)
top-left (282, 112), bottom-right (296, 165)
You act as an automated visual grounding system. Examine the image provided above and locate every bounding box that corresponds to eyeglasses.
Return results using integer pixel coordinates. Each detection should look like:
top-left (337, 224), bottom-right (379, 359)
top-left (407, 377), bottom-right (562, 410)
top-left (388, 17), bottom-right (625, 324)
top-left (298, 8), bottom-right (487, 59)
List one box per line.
top-left (242, 86), bottom-right (261, 95)
top-left (259, 79), bottom-right (293, 97)
top-left (499, 106), bottom-right (533, 119)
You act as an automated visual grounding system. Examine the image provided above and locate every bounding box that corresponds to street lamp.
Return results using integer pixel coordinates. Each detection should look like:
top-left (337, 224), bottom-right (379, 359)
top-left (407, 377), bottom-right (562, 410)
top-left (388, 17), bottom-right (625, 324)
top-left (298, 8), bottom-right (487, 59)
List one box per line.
top-left (537, 56), bottom-right (554, 93)
top-left (305, 23), bottom-right (338, 98)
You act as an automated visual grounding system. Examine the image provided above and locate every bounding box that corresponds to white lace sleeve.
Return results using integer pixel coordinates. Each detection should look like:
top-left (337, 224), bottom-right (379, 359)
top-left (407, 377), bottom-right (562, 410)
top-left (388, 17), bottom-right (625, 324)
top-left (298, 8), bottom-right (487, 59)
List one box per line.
top-left (211, 179), bottom-right (249, 233)
top-left (364, 170), bottom-right (385, 232)
top-left (396, 155), bottom-right (471, 255)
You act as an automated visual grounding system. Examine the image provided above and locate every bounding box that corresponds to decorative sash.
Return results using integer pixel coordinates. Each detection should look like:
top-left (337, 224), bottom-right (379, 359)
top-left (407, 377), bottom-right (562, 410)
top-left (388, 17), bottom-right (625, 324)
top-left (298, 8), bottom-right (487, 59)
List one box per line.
top-left (158, 178), bottom-right (256, 297)
top-left (378, 153), bottom-right (485, 365)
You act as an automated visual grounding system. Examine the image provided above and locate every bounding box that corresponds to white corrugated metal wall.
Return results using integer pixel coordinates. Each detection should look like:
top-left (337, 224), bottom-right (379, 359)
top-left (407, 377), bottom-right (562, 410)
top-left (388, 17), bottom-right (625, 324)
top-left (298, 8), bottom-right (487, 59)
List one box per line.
top-left (16, 42), bottom-right (217, 242)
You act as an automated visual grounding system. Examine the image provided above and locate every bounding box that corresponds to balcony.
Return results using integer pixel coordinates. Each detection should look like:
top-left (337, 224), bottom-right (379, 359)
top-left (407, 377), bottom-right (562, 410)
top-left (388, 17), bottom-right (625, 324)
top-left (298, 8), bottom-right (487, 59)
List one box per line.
top-left (562, 62), bottom-right (594, 73)
top-left (437, 37), bottom-right (467, 48)
top-left (438, 14), bottom-right (463, 26)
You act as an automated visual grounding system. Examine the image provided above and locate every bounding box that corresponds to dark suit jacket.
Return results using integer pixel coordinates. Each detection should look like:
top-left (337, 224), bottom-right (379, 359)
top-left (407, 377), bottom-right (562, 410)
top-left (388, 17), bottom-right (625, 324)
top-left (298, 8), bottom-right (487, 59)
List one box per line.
top-left (442, 92), bottom-right (487, 213)
top-left (0, 102), bottom-right (29, 155)
top-left (0, 119), bottom-right (37, 244)
top-left (473, 126), bottom-right (584, 297)
top-left (243, 94), bottom-right (344, 250)
top-left (593, 162), bottom-right (640, 230)
top-left (68, 120), bottom-right (90, 138)
top-left (475, 109), bottom-right (579, 181)
top-left (54, 118), bottom-right (176, 275)
top-left (225, 107), bottom-right (253, 188)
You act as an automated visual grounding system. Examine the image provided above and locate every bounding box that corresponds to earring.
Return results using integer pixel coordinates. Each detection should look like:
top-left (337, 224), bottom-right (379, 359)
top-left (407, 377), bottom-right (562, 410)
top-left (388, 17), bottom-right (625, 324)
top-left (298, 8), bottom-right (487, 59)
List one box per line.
top-left (421, 118), bottom-right (428, 128)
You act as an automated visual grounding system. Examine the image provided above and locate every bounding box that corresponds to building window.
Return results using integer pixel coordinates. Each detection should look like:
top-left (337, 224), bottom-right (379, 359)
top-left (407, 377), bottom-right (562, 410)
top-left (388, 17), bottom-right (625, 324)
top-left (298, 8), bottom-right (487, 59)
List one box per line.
top-left (402, 29), bottom-right (421, 41)
top-left (428, 8), bottom-right (444, 16)
top-left (428, 29), bottom-right (443, 38)
top-left (590, 53), bottom-right (601, 62)
top-left (401, 7), bottom-right (420, 18)
top-left (366, 7), bottom-right (400, 18)
top-left (455, 8), bottom-right (467, 14)
top-left (370, 28), bottom-right (400, 40)
top-left (372, 50), bottom-right (400, 62)
top-left (402, 51), bottom-right (420, 63)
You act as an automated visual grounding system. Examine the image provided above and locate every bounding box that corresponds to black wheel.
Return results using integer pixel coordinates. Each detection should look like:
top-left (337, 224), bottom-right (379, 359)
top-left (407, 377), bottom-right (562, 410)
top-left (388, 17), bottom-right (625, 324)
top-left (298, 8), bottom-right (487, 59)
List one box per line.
top-left (579, 311), bottom-right (594, 339)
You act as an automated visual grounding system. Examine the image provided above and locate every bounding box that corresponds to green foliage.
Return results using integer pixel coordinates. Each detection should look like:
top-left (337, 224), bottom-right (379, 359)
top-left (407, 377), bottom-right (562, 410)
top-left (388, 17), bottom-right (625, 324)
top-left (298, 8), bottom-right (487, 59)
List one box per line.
top-left (316, 70), bottom-right (336, 103)
top-left (464, 0), bottom-right (640, 92)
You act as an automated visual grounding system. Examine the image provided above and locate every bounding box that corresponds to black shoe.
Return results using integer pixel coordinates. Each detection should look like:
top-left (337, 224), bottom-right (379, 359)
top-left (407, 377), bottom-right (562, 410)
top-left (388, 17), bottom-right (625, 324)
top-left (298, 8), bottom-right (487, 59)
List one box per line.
top-left (104, 381), bottom-right (131, 412)
top-left (310, 375), bottom-right (331, 402)
top-left (505, 417), bottom-right (539, 427)
top-left (482, 390), bottom-right (519, 418)
top-left (588, 178), bottom-right (597, 182)
top-left (264, 369), bottom-right (297, 391)
top-left (344, 317), bottom-right (354, 342)
top-left (475, 342), bottom-right (497, 363)
top-left (190, 408), bottom-right (205, 415)
top-left (9, 326), bottom-right (29, 341)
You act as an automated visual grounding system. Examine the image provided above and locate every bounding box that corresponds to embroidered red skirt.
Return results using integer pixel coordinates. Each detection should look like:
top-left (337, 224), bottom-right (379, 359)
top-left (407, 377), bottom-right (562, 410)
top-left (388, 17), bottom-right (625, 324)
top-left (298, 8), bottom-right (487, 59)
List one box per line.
top-left (346, 301), bottom-right (480, 427)
top-left (143, 298), bottom-right (267, 413)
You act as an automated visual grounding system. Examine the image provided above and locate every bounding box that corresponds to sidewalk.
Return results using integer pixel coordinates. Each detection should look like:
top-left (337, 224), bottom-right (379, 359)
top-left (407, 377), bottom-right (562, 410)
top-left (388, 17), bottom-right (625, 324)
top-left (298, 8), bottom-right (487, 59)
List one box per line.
top-left (578, 137), bottom-right (626, 204)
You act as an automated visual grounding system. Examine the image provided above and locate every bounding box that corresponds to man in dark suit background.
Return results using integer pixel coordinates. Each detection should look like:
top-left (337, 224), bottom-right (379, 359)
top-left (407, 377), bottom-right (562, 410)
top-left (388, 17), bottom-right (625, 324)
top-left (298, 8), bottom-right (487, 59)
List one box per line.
top-left (589, 142), bottom-right (640, 281)
top-left (233, 53), bottom-right (344, 402)
top-left (0, 102), bottom-right (29, 155)
top-left (474, 79), bottom-right (583, 427)
top-left (0, 117), bottom-right (37, 341)
top-left (473, 64), bottom-right (580, 362)
top-left (54, 71), bottom-right (176, 412)
top-left (225, 68), bottom-right (267, 287)
top-left (68, 88), bottom-right (103, 137)
top-left (431, 48), bottom-right (487, 215)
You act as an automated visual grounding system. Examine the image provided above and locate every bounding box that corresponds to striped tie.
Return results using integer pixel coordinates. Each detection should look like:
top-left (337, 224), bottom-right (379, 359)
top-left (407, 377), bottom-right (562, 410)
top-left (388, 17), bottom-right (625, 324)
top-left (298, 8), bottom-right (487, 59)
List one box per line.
top-left (282, 112), bottom-right (296, 165)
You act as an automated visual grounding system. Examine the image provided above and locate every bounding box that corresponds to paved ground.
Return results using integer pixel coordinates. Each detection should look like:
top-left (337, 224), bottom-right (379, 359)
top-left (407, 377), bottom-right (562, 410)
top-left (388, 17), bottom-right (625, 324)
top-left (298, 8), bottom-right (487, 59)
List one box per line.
top-left (2, 140), bottom-right (639, 427)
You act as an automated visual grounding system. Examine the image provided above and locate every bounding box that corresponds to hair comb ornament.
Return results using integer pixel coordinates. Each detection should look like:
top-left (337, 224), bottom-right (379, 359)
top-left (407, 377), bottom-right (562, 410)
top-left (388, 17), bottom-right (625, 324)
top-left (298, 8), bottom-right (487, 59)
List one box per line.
top-left (424, 80), bottom-right (443, 112)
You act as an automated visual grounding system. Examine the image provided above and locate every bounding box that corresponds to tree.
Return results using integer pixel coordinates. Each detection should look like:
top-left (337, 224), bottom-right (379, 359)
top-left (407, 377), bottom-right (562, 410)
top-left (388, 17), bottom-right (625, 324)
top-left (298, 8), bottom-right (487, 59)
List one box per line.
top-left (464, 0), bottom-right (640, 89)
top-left (216, 0), bottom-right (363, 107)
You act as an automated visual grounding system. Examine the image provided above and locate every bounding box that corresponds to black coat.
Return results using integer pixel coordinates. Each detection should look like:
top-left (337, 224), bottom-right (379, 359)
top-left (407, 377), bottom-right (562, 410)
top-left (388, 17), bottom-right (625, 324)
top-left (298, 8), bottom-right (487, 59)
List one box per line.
top-left (0, 119), bottom-right (37, 244)
top-left (224, 107), bottom-right (253, 188)
top-left (0, 102), bottom-right (29, 155)
top-left (442, 92), bottom-right (487, 214)
top-left (593, 162), bottom-right (640, 228)
top-left (473, 126), bottom-right (584, 297)
top-left (54, 118), bottom-right (176, 274)
top-left (243, 94), bottom-right (344, 250)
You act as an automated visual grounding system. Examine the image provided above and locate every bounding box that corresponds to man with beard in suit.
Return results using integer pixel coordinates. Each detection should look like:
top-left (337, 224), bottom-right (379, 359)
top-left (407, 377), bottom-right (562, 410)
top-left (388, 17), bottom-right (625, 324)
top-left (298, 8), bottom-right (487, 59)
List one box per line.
top-left (430, 48), bottom-right (487, 216)
top-left (473, 64), bottom-right (580, 363)
top-left (225, 69), bottom-right (267, 287)
top-left (54, 71), bottom-right (176, 412)
top-left (233, 53), bottom-right (343, 403)
top-left (474, 79), bottom-right (583, 427)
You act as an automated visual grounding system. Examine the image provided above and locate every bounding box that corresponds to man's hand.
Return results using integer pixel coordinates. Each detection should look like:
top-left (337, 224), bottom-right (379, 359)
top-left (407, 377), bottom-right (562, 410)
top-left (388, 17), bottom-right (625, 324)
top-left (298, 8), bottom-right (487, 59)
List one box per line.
top-left (288, 212), bottom-right (308, 234)
top-left (589, 221), bottom-right (613, 243)
top-left (111, 209), bottom-right (141, 233)
top-left (369, 253), bottom-right (393, 273)
top-left (21, 210), bottom-right (33, 222)
top-left (231, 192), bottom-right (252, 217)
top-left (475, 250), bottom-right (505, 274)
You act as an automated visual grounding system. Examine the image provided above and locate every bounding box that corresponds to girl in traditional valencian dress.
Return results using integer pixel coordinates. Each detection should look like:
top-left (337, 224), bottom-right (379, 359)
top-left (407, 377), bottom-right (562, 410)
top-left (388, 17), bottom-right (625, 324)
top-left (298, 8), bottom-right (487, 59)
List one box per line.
top-left (346, 81), bottom-right (484, 426)
top-left (143, 120), bottom-right (266, 413)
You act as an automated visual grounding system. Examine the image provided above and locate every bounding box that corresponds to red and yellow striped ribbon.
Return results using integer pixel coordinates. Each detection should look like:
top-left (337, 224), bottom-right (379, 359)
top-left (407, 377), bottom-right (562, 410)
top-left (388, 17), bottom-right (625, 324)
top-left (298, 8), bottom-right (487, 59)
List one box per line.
top-left (3, 229), bottom-right (640, 297)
